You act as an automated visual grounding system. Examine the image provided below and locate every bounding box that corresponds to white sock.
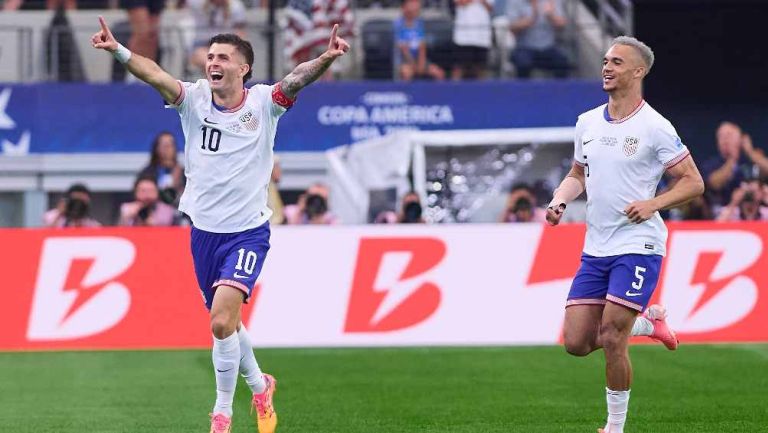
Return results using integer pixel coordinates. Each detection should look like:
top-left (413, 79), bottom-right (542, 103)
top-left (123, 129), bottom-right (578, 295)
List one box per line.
top-left (630, 315), bottom-right (654, 336)
top-left (238, 324), bottom-right (267, 394)
top-left (604, 388), bottom-right (630, 433)
top-left (212, 332), bottom-right (240, 417)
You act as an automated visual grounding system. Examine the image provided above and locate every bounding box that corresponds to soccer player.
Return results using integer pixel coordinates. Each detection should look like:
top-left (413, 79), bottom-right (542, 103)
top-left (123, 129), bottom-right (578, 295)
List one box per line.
top-left (546, 36), bottom-right (704, 433)
top-left (91, 17), bottom-right (350, 433)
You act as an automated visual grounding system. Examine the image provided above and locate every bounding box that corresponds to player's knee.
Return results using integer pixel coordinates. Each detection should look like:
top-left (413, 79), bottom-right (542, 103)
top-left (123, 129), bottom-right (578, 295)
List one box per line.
top-left (563, 336), bottom-right (592, 357)
top-left (562, 327), bottom-right (594, 356)
top-left (599, 324), bottom-right (626, 353)
top-left (210, 313), bottom-right (237, 339)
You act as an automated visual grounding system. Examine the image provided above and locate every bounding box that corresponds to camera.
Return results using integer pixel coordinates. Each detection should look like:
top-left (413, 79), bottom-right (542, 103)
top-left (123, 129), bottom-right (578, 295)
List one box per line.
top-left (304, 194), bottom-right (328, 219)
top-left (64, 197), bottom-right (89, 222)
top-left (137, 203), bottom-right (156, 222)
top-left (159, 187), bottom-right (177, 205)
top-left (402, 201), bottom-right (423, 223)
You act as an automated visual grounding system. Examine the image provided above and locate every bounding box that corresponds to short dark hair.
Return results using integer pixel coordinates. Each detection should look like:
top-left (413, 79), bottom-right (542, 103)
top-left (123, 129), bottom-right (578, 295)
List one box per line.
top-left (209, 33), bottom-right (254, 84)
top-left (510, 182), bottom-right (532, 194)
top-left (133, 174), bottom-right (158, 193)
top-left (66, 183), bottom-right (90, 198)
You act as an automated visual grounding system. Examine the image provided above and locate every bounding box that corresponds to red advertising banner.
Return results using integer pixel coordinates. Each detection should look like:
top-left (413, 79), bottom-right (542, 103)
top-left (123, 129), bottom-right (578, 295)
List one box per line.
top-left (0, 223), bottom-right (766, 351)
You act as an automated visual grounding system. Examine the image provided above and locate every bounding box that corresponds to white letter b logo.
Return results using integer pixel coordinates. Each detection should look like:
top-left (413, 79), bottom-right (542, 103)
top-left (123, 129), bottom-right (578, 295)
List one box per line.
top-left (27, 237), bottom-right (135, 341)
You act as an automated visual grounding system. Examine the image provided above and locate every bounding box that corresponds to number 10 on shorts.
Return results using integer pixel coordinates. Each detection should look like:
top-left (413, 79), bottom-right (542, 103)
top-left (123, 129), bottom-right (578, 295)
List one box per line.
top-left (236, 248), bottom-right (258, 275)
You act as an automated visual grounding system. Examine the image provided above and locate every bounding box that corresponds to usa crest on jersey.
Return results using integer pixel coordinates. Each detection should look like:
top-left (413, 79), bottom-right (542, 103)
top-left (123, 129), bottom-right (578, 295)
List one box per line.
top-left (239, 110), bottom-right (259, 131)
top-left (623, 136), bottom-right (639, 156)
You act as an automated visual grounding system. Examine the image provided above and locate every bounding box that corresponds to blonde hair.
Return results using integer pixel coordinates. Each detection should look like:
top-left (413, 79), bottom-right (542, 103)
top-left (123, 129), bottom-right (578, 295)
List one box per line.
top-left (612, 36), bottom-right (655, 73)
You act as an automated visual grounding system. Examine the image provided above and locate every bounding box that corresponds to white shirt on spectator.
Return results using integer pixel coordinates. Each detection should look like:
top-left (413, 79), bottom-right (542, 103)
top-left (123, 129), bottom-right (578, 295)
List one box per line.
top-left (170, 79), bottom-right (287, 233)
top-left (453, 0), bottom-right (494, 48)
top-left (574, 101), bottom-right (690, 257)
top-left (187, 0), bottom-right (247, 46)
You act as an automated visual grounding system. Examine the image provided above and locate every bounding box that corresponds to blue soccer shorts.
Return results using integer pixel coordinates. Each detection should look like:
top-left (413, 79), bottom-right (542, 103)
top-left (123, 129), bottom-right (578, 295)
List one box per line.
top-left (190, 223), bottom-right (271, 310)
top-left (566, 253), bottom-right (662, 312)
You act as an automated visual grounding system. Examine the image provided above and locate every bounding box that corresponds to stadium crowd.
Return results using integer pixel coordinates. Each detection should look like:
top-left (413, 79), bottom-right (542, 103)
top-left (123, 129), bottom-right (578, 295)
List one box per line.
top-left (2, 0), bottom-right (577, 81)
top-left (43, 121), bottom-right (768, 228)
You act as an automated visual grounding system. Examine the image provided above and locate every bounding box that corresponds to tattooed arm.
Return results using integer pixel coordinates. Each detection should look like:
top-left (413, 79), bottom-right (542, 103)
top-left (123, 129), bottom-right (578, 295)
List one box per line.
top-left (280, 24), bottom-right (351, 100)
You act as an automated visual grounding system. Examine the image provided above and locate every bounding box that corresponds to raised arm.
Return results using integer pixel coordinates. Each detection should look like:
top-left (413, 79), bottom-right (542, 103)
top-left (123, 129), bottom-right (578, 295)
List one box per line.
top-left (279, 24), bottom-right (350, 100)
top-left (91, 16), bottom-right (181, 104)
top-left (741, 133), bottom-right (768, 175)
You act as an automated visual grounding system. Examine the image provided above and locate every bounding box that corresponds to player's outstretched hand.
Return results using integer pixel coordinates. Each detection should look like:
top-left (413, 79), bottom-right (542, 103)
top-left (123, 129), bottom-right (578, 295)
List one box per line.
top-left (546, 203), bottom-right (566, 226)
top-left (326, 24), bottom-right (350, 59)
top-left (91, 16), bottom-right (118, 52)
top-left (624, 200), bottom-right (656, 224)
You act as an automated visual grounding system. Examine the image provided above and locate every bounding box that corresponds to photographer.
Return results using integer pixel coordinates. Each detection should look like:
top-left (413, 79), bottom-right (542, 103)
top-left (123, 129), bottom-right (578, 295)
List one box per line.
top-left (500, 182), bottom-right (547, 223)
top-left (284, 183), bottom-right (338, 225)
top-left (398, 191), bottom-right (425, 223)
top-left (119, 175), bottom-right (178, 227)
top-left (138, 131), bottom-right (185, 206)
top-left (43, 183), bottom-right (101, 228)
top-left (717, 178), bottom-right (768, 222)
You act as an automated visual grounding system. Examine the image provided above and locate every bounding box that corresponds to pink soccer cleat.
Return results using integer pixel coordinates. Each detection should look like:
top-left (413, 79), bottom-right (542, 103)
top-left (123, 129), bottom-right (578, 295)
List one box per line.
top-left (252, 373), bottom-right (277, 433)
top-left (209, 413), bottom-right (232, 433)
top-left (644, 304), bottom-right (679, 350)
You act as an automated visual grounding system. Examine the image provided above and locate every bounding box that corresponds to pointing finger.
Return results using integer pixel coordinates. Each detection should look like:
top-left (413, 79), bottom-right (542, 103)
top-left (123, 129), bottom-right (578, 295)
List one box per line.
top-left (98, 16), bottom-right (110, 35)
top-left (330, 24), bottom-right (338, 42)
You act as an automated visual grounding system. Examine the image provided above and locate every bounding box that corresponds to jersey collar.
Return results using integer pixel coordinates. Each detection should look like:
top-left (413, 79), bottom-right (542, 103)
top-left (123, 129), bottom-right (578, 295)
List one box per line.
top-left (212, 88), bottom-right (248, 113)
top-left (603, 99), bottom-right (645, 124)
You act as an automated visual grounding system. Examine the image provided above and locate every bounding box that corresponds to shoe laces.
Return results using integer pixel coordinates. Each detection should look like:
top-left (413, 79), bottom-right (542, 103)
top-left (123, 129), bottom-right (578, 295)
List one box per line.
top-left (253, 393), bottom-right (272, 417)
top-left (210, 413), bottom-right (230, 432)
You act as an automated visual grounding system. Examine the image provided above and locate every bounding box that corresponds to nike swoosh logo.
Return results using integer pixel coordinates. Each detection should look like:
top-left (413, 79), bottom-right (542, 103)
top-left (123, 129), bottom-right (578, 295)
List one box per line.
top-left (204, 117), bottom-right (219, 124)
top-left (583, 139), bottom-right (595, 145)
top-left (625, 291), bottom-right (643, 297)
top-left (234, 272), bottom-right (249, 279)
top-left (216, 368), bottom-right (234, 373)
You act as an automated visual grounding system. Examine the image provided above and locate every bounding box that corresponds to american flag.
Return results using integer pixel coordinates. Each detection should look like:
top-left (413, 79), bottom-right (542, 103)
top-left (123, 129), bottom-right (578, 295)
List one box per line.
top-left (281, 0), bottom-right (355, 67)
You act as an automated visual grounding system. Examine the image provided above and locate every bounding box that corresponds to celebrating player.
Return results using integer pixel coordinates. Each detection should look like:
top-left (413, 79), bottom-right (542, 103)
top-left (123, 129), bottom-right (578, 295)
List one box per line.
top-left (546, 36), bottom-right (704, 433)
top-left (91, 17), bottom-right (349, 433)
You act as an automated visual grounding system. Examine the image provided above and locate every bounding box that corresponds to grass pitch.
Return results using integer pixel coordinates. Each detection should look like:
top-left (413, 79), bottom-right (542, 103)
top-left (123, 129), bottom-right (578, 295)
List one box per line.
top-left (1, 344), bottom-right (766, 432)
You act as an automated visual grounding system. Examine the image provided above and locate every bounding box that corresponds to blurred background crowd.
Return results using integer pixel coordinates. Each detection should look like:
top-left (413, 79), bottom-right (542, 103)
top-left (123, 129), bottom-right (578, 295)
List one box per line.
top-left (0, 0), bottom-right (765, 228)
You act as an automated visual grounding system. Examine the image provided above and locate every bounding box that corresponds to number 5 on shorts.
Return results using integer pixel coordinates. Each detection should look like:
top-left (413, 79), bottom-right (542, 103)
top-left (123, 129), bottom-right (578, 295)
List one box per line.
top-left (632, 266), bottom-right (646, 290)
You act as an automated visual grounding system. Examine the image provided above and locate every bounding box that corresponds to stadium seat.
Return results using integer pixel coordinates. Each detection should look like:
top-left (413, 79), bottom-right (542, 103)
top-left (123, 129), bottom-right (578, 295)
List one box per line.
top-left (362, 19), bottom-right (395, 80)
top-left (423, 18), bottom-right (454, 75)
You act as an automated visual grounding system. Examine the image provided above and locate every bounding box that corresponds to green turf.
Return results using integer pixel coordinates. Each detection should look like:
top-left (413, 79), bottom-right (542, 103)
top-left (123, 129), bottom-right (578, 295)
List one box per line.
top-left (1, 344), bottom-right (766, 432)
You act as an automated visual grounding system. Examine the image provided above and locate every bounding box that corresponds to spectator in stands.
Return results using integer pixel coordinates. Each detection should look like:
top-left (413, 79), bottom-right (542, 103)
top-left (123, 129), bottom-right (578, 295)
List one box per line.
top-left (122, 0), bottom-right (164, 67)
top-left (398, 191), bottom-right (425, 223)
top-left (395, 0), bottom-right (446, 81)
top-left (186, 0), bottom-right (247, 78)
top-left (500, 182), bottom-right (547, 222)
top-left (700, 122), bottom-right (767, 207)
top-left (716, 178), bottom-right (768, 222)
top-left (282, 0), bottom-right (355, 80)
top-left (675, 195), bottom-right (714, 221)
top-left (268, 157), bottom-right (285, 224)
top-left (506, 0), bottom-right (569, 78)
top-left (44, 183), bottom-right (101, 228)
top-left (2, 0), bottom-right (75, 10)
top-left (451, 0), bottom-right (494, 80)
top-left (119, 175), bottom-right (178, 226)
top-left (284, 183), bottom-right (338, 225)
top-left (739, 131), bottom-right (768, 177)
top-left (139, 131), bottom-right (184, 205)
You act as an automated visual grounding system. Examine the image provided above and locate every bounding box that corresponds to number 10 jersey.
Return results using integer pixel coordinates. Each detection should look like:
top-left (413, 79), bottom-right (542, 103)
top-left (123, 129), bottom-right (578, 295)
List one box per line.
top-left (170, 79), bottom-right (288, 233)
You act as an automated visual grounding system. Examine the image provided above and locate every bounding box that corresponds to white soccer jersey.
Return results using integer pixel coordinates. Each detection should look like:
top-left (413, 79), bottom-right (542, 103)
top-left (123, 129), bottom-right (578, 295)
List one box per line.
top-left (170, 79), bottom-right (288, 233)
top-left (574, 100), bottom-right (690, 257)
